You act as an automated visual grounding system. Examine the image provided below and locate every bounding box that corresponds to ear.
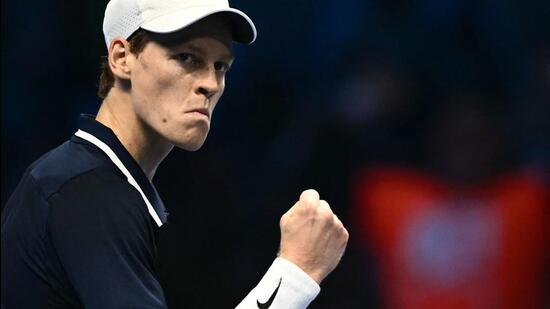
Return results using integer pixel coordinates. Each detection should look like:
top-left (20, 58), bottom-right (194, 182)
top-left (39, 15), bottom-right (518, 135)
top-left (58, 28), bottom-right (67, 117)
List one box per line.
top-left (108, 37), bottom-right (134, 80)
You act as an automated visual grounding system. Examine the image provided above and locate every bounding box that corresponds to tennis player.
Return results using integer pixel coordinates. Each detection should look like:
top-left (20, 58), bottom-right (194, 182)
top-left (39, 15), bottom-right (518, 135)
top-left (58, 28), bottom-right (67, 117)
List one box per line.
top-left (1, 0), bottom-right (349, 308)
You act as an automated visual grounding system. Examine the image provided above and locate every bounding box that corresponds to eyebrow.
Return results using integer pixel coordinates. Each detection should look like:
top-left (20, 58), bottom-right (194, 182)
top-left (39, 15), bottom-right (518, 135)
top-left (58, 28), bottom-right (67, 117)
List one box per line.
top-left (179, 43), bottom-right (234, 62)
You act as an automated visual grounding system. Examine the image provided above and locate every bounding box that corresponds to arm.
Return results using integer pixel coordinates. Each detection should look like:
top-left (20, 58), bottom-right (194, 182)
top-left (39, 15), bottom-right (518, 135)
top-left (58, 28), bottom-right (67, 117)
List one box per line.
top-left (236, 189), bottom-right (349, 308)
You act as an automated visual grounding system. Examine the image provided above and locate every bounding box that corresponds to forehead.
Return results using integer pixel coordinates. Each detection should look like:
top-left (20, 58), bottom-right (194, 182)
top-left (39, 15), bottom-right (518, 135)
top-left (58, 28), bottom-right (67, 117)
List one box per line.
top-left (149, 14), bottom-right (233, 51)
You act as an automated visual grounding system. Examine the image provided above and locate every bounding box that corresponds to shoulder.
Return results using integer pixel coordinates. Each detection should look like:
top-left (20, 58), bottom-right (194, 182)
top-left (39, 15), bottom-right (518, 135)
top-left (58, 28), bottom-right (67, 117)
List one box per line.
top-left (2, 139), bottom-right (121, 229)
top-left (47, 165), bottom-right (148, 224)
top-left (23, 138), bottom-right (151, 226)
top-left (27, 138), bottom-right (118, 199)
top-left (46, 165), bottom-right (158, 254)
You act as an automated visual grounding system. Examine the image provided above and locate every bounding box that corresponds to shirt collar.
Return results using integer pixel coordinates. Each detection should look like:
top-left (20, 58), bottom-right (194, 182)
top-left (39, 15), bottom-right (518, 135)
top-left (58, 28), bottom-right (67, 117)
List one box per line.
top-left (73, 114), bottom-right (168, 226)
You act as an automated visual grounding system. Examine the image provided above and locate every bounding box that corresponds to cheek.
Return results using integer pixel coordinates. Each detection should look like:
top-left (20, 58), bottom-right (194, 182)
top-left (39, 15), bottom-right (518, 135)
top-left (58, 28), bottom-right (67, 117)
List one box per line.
top-left (132, 63), bottom-right (189, 120)
top-left (134, 64), bottom-right (175, 101)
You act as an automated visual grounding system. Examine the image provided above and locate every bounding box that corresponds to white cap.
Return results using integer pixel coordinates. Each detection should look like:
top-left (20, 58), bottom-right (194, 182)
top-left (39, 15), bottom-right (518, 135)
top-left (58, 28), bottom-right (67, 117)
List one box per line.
top-left (103, 0), bottom-right (257, 48)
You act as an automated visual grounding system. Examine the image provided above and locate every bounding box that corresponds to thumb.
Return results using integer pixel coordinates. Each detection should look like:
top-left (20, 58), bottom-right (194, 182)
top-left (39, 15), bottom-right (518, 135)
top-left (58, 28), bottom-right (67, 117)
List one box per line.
top-left (300, 189), bottom-right (320, 204)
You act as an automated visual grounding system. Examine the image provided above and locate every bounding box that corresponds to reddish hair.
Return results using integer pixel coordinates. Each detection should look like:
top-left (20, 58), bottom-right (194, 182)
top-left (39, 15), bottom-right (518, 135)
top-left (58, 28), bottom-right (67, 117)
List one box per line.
top-left (97, 29), bottom-right (151, 98)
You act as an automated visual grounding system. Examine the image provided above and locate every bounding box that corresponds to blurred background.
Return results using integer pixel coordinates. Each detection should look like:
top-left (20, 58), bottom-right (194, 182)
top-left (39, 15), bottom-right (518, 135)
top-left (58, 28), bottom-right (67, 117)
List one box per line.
top-left (2, 0), bottom-right (549, 308)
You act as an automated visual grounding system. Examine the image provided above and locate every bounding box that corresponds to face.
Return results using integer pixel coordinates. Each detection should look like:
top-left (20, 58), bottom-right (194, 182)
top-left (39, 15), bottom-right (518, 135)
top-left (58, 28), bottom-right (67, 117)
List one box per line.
top-left (128, 16), bottom-right (234, 151)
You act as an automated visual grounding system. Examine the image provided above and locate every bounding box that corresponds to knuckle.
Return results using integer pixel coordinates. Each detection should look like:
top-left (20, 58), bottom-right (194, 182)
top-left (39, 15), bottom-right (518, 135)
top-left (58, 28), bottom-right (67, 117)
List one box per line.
top-left (319, 200), bottom-right (331, 211)
top-left (320, 210), bottom-right (334, 222)
top-left (342, 228), bottom-right (350, 241)
top-left (319, 200), bottom-right (333, 218)
top-left (280, 212), bottom-right (289, 226)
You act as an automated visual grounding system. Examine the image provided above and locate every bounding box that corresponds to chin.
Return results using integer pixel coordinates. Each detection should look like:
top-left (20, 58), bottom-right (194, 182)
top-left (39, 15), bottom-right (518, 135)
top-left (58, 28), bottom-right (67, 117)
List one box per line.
top-left (179, 142), bottom-right (204, 152)
top-left (173, 136), bottom-right (207, 152)
top-left (164, 125), bottom-right (210, 151)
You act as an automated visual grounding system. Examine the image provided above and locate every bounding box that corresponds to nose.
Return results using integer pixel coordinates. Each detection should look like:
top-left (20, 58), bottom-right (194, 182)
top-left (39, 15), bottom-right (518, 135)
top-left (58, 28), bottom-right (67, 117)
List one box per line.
top-left (195, 67), bottom-right (222, 99)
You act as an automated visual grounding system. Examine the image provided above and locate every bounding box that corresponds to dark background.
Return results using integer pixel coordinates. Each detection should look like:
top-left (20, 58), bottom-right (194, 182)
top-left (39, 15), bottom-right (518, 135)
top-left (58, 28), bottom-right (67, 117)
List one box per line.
top-left (2, 0), bottom-right (549, 308)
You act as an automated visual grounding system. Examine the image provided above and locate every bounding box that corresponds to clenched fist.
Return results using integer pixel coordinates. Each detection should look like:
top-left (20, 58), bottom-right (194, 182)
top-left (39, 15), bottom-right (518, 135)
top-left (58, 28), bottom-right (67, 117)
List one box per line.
top-left (278, 189), bottom-right (349, 284)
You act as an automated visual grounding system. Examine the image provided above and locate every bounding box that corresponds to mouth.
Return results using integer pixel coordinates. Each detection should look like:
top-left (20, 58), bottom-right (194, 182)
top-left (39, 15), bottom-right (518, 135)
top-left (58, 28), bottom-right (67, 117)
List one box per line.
top-left (186, 108), bottom-right (210, 118)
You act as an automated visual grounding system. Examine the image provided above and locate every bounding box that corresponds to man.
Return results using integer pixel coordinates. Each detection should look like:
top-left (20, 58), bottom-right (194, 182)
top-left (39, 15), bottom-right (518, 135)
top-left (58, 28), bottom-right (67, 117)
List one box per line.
top-left (1, 0), bottom-right (349, 308)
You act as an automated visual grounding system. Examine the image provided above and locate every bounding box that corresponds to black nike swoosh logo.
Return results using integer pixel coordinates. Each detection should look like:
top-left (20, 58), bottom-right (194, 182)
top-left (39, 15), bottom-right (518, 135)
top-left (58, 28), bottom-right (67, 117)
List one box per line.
top-left (257, 277), bottom-right (282, 309)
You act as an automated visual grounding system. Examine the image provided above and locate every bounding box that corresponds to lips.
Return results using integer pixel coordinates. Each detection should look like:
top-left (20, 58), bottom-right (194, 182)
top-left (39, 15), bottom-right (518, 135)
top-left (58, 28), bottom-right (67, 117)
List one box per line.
top-left (186, 108), bottom-right (210, 118)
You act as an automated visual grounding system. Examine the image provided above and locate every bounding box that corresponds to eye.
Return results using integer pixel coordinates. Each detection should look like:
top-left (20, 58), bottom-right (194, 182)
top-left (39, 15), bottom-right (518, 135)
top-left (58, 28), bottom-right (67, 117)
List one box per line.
top-left (175, 53), bottom-right (203, 69)
top-left (176, 53), bottom-right (193, 63)
top-left (214, 61), bottom-right (230, 73)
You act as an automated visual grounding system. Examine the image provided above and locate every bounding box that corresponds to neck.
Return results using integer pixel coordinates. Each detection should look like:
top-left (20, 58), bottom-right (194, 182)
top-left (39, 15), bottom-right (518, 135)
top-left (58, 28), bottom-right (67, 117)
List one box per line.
top-left (96, 89), bottom-right (173, 180)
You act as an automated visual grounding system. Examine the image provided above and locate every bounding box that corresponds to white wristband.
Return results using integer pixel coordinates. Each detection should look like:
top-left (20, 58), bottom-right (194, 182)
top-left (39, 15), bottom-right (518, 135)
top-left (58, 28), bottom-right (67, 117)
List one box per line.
top-left (235, 258), bottom-right (320, 309)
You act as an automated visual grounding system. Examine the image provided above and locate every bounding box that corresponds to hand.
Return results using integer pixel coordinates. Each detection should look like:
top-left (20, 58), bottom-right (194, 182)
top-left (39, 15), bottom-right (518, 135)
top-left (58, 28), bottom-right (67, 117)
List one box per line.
top-left (278, 189), bottom-right (349, 284)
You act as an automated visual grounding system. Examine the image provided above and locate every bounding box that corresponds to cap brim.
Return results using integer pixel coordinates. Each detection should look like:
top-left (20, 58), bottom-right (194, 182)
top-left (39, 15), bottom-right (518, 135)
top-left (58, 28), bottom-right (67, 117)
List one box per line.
top-left (141, 7), bottom-right (256, 44)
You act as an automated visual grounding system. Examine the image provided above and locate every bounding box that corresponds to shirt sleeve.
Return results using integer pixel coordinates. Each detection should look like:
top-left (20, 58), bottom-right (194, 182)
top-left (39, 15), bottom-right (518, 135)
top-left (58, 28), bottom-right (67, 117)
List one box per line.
top-left (236, 258), bottom-right (320, 309)
top-left (47, 167), bottom-right (167, 309)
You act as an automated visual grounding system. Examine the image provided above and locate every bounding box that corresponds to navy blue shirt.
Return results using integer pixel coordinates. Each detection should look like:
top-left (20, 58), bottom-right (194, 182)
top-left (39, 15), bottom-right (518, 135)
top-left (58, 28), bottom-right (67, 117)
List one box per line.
top-left (1, 115), bottom-right (169, 308)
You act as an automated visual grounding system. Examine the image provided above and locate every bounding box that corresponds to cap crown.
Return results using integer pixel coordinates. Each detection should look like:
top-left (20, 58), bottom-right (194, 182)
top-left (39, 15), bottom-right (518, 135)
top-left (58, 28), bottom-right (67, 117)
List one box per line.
top-left (103, 0), bottom-right (235, 47)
